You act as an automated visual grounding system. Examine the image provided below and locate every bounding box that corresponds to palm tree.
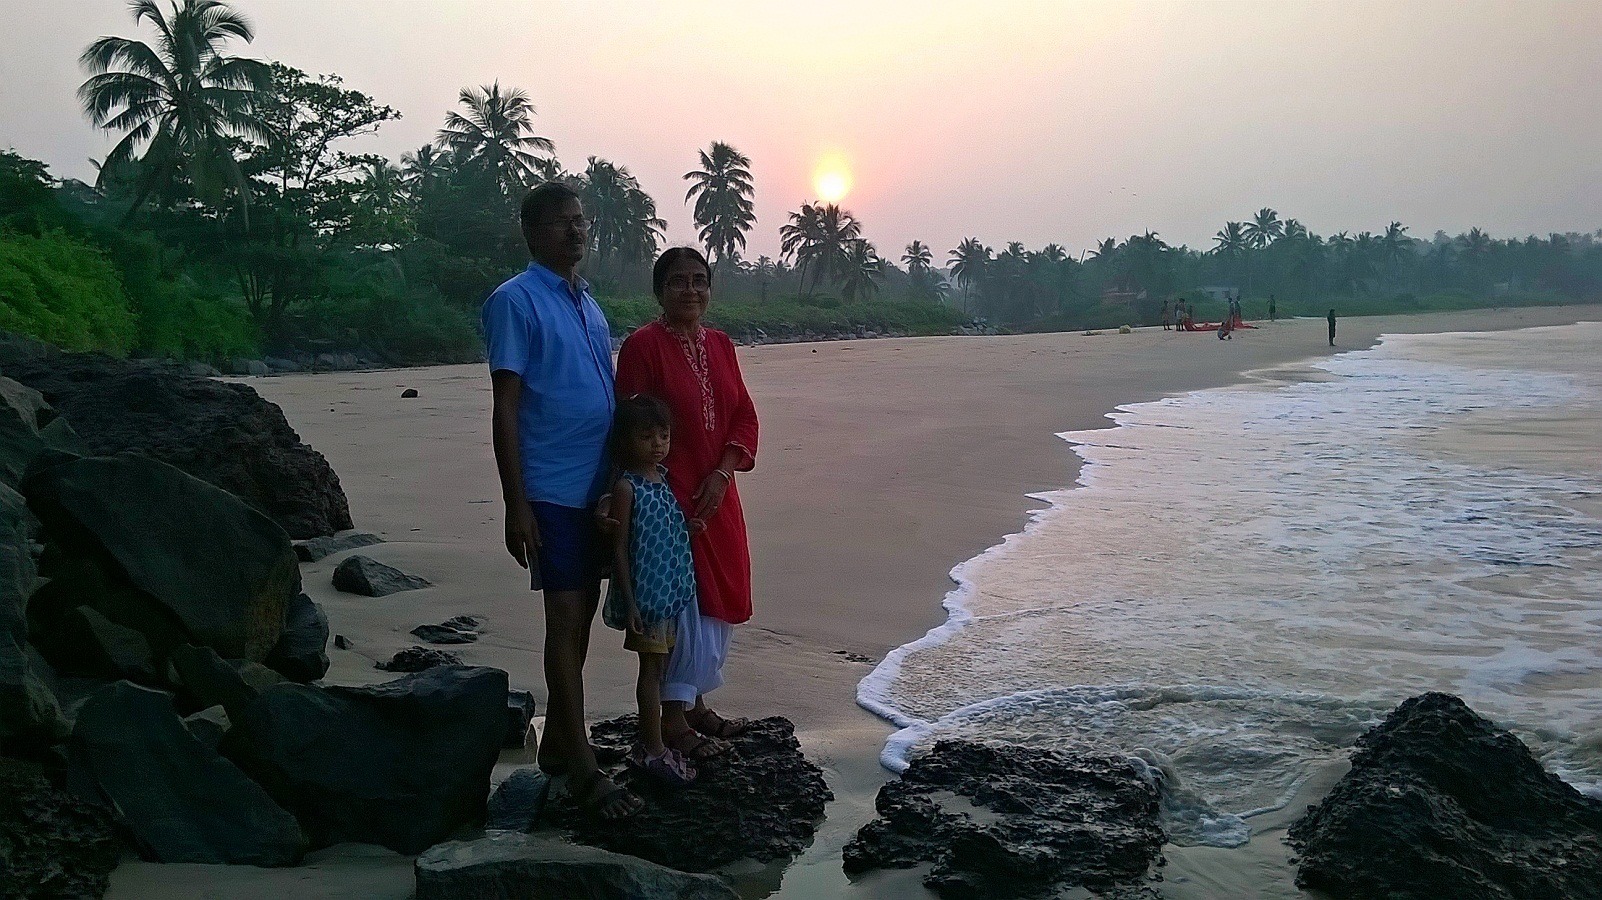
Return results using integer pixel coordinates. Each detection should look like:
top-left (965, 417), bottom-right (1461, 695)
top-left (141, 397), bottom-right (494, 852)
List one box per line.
top-left (841, 240), bottom-right (883, 301)
top-left (1214, 222), bottom-right (1247, 286)
top-left (577, 157), bottom-right (665, 277)
top-left (948, 238), bottom-right (990, 313)
top-left (780, 202), bottom-right (862, 295)
top-left (400, 144), bottom-right (452, 189)
top-left (683, 141), bottom-right (756, 272)
top-left (1243, 207), bottom-right (1283, 251)
top-left (436, 82), bottom-right (555, 195)
top-left (779, 202), bottom-right (822, 294)
top-left (78, 0), bottom-right (271, 220)
top-left (1381, 221), bottom-right (1411, 287)
top-left (902, 240), bottom-right (933, 277)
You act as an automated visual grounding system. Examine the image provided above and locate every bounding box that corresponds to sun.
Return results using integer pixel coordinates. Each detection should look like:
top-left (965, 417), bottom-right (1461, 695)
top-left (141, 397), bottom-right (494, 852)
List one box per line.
top-left (813, 157), bottom-right (852, 203)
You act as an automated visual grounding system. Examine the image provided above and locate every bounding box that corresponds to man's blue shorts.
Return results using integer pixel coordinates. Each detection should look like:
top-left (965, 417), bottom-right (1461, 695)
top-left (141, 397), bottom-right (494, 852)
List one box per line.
top-left (530, 501), bottom-right (606, 592)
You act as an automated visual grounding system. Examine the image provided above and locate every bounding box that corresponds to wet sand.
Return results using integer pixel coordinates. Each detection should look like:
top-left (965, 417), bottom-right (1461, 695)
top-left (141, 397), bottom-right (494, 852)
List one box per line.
top-left (107, 304), bottom-right (1601, 898)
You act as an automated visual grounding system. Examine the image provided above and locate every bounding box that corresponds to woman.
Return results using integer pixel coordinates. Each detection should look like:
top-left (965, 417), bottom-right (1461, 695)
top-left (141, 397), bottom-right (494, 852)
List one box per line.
top-left (615, 246), bottom-right (758, 761)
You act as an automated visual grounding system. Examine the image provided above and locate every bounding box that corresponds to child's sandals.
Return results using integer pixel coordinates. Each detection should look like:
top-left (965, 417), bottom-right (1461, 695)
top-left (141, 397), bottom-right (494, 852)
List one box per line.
top-left (631, 744), bottom-right (698, 787)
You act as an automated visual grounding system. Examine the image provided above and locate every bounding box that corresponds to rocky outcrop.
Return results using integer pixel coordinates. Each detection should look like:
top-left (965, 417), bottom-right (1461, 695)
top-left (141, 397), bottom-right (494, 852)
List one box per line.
top-left (221, 666), bottom-right (508, 854)
top-left (412, 619), bottom-right (479, 644)
top-left (506, 689), bottom-right (536, 749)
top-left (0, 756), bottom-right (120, 899)
top-left (264, 593), bottom-right (329, 683)
top-left (547, 716), bottom-right (829, 872)
top-left (332, 555), bottom-right (431, 596)
top-left (376, 646), bottom-right (462, 672)
top-left (0, 340), bottom-right (353, 538)
top-left (486, 768), bottom-right (551, 832)
top-left (293, 532), bottom-right (382, 563)
top-left (415, 833), bottom-right (739, 900)
top-left (843, 740), bottom-right (1165, 899)
top-left (1287, 692), bottom-right (1602, 900)
top-left (0, 480), bottom-right (67, 755)
top-left (68, 681), bottom-right (307, 866)
top-left (25, 454), bottom-right (299, 663)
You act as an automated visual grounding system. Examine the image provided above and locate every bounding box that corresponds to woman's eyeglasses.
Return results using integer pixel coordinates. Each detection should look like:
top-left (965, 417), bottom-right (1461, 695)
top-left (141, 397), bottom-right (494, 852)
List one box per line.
top-left (666, 274), bottom-right (710, 292)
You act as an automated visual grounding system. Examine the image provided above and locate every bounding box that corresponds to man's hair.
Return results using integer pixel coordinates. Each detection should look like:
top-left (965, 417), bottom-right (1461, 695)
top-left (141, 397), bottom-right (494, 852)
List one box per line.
top-left (520, 182), bottom-right (581, 248)
top-left (611, 394), bottom-right (673, 461)
top-left (651, 246), bottom-right (712, 297)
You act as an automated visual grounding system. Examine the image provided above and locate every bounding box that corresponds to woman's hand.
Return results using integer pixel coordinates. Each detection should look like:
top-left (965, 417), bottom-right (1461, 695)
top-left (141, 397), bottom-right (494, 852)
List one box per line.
top-left (692, 469), bottom-right (731, 523)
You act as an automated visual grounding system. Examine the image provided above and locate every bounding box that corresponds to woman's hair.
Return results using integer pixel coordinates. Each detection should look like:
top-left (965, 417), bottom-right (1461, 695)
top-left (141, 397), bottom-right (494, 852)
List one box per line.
top-left (651, 246), bottom-right (712, 297)
top-left (611, 394), bottom-right (673, 461)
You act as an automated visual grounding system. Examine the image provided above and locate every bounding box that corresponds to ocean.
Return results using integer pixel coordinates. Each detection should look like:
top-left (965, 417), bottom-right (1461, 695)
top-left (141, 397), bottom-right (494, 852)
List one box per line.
top-left (858, 321), bottom-right (1602, 848)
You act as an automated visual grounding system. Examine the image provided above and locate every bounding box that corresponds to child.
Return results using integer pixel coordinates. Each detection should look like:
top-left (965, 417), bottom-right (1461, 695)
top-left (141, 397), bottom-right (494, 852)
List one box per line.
top-left (606, 394), bottom-right (700, 786)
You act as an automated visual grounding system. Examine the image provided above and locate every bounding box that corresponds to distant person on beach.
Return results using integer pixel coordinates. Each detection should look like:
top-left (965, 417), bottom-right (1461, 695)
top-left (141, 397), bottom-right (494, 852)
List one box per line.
top-left (616, 247), bottom-right (761, 763)
top-left (1161, 299), bottom-right (1172, 331)
top-left (1175, 298), bottom-right (1187, 330)
top-left (483, 182), bottom-right (641, 820)
top-left (1268, 294), bottom-right (1277, 322)
top-left (1328, 308), bottom-right (1337, 346)
top-left (604, 394), bottom-right (701, 787)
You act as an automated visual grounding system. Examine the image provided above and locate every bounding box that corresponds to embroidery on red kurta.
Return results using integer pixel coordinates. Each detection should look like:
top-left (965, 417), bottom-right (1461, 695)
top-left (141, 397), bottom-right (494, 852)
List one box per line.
top-left (664, 320), bottom-right (716, 431)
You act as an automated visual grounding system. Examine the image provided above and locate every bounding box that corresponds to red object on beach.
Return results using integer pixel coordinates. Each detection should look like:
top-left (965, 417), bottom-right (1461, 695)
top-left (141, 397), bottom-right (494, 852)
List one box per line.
top-left (616, 321), bottom-right (759, 625)
top-left (1182, 314), bottom-right (1256, 332)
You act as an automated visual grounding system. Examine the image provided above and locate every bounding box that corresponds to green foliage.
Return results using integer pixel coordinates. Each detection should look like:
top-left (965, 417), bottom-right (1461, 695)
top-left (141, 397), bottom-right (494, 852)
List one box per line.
top-left (596, 293), bottom-right (966, 338)
top-left (131, 279), bottom-right (257, 359)
top-left (0, 231), bottom-right (136, 353)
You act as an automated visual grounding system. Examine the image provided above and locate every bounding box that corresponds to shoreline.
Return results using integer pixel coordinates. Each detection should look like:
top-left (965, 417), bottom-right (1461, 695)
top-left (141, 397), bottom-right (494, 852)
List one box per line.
top-left (106, 304), bottom-right (1602, 899)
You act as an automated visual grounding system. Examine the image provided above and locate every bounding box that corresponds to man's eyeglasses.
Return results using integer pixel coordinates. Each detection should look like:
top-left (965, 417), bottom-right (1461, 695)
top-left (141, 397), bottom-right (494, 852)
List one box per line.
top-left (541, 215), bottom-right (592, 231)
top-left (666, 274), bottom-right (710, 292)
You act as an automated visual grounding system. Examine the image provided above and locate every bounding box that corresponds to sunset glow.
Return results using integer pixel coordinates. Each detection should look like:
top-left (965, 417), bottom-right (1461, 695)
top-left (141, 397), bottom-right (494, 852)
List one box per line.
top-left (813, 158), bottom-right (852, 203)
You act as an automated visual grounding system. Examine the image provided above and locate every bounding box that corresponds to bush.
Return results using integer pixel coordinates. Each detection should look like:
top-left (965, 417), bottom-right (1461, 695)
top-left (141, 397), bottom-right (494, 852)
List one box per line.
top-left (132, 280), bottom-right (257, 361)
top-left (361, 289), bottom-right (483, 365)
top-left (0, 231), bottom-right (136, 353)
top-left (596, 293), bottom-right (968, 338)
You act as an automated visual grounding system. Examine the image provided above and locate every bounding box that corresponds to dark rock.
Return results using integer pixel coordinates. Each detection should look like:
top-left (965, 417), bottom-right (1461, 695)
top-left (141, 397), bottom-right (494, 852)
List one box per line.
top-left (486, 768), bottom-right (551, 832)
top-left (184, 361), bottom-right (222, 378)
top-left (1287, 692), bottom-right (1602, 900)
top-left (0, 480), bottom-right (68, 754)
top-left (333, 634), bottom-right (351, 650)
top-left (401, 388), bottom-right (419, 399)
top-left (842, 740), bottom-right (1165, 898)
top-left (415, 833), bottom-right (739, 900)
top-left (24, 454), bottom-right (299, 662)
top-left (65, 605), bottom-right (158, 682)
top-left (376, 646), bottom-right (462, 673)
top-left (443, 615), bottom-right (480, 630)
top-left (184, 705), bottom-right (230, 750)
top-left (168, 644), bottom-right (260, 719)
top-left (27, 553), bottom-right (191, 673)
top-left (69, 680), bottom-right (307, 865)
top-left (265, 592), bottom-right (330, 682)
top-left (263, 357), bottom-right (301, 374)
top-left (548, 716), bottom-right (829, 872)
top-left (506, 689), bottom-right (536, 749)
top-left (293, 531), bottom-right (383, 563)
top-left (220, 666), bottom-right (508, 854)
top-left (411, 623), bottom-right (478, 645)
top-left (0, 343), bottom-right (353, 538)
top-left (0, 757), bottom-right (120, 899)
top-left (332, 554), bottom-right (430, 597)
top-left (0, 375), bottom-right (55, 488)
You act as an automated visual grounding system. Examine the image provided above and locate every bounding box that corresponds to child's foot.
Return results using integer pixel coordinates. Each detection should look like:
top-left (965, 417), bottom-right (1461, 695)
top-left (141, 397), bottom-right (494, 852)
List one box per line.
top-left (631, 744), bottom-right (697, 786)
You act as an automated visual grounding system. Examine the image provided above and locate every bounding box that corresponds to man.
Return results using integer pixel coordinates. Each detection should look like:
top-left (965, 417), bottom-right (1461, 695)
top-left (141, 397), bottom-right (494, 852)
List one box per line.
top-left (1328, 308), bottom-right (1337, 346)
top-left (1268, 294), bottom-right (1277, 323)
top-left (483, 182), bottom-right (640, 820)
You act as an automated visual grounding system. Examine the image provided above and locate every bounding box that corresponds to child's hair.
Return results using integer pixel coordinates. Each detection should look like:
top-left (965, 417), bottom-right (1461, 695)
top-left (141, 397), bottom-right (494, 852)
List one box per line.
top-left (611, 393), bottom-right (673, 462)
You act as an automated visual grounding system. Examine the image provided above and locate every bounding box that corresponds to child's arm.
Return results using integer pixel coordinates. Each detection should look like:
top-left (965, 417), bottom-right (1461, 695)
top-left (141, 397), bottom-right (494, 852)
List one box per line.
top-left (609, 478), bottom-right (642, 632)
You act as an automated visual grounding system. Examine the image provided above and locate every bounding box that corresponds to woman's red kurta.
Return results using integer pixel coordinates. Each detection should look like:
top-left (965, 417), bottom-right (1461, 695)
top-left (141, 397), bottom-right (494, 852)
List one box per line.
top-left (615, 321), bottom-right (758, 624)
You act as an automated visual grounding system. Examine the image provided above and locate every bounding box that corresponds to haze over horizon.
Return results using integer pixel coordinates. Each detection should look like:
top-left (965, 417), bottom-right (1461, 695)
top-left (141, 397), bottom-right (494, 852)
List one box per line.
top-left (4, 0), bottom-right (1600, 261)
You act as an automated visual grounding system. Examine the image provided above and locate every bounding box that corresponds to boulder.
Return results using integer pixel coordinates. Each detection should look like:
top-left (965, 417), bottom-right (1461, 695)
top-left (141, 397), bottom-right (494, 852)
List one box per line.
top-left (68, 680), bottom-right (307, 866)
top-left (0, 480), bottom-right (67, 753)
top-left (401, 389), bottom-right (419, 399)
top-left (842, 740), bottom-right (1165, 899)
top-left (506, 689), bottom-right (536, 749)
top-left (376, 646), bottom-right (462, 673)
top-left (24, 454), bottom-right (299, 662)
top-left (1287, 692), bottom-right (1602, 899)
top-left (485, 768), bottom-right (551, 832)
top-left (221, 666), bottom-right (508, 854)
top-left (0, 757), bottom-right (120, 899)
top-left (183, 705), bottom-right (230, 750)
top-left (0, 375), bottom-right (55, 488)
top-left (293, 531), bottom-right (383, 563)
top-left (415, 833), bottom-right (738, 900)
top-left (168, 644), bottom-right (261, 719)
top-left (0, 342), bottom-right (353, 539)
top-left (26, 553), bottom-right (192, 670)
top-left (64, 605), bottom-right (158, 682)
top-left (332, 555), bottom-right (431, 597)
top-left (264, 593), bottom-right (330, 682)
top-left (548, 716), bottom-right (830, 872)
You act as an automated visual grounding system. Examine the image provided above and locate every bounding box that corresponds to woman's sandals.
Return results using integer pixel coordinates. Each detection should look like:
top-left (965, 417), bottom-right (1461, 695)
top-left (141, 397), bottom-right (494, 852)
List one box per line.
top-left (631, 744), bottom-right (697, 787)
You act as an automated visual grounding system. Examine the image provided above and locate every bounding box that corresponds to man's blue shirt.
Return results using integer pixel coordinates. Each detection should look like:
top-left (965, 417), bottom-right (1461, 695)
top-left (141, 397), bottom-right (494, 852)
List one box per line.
top-left (482, 261), bottom-right (615, 508)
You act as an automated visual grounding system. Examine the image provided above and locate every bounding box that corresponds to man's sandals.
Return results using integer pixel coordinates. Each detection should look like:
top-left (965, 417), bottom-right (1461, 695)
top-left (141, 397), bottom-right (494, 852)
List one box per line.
top-left (565, 769), bottom-right (643, 821)
top-left (687, 708), bottom-right (753, 740)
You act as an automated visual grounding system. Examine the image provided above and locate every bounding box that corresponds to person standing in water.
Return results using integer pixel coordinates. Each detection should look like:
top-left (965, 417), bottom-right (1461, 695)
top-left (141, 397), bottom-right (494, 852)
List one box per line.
top-left (1328, 308), bottom-right (1337, 346)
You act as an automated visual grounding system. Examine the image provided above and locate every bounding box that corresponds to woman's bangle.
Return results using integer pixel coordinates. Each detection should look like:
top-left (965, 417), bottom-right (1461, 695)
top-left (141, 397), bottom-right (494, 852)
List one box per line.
top-left (711, 468), bottom-right (733, 483)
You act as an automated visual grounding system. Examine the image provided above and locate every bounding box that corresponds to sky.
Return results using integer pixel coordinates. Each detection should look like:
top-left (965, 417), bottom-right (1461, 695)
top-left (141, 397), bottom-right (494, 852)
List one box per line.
top-left (4, 0), bottom-right (1601, 261)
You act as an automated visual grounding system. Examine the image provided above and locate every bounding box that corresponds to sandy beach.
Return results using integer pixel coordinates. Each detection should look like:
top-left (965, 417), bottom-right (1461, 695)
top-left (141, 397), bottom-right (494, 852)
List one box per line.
top-left (107, 304), bottom-right (1601, 899)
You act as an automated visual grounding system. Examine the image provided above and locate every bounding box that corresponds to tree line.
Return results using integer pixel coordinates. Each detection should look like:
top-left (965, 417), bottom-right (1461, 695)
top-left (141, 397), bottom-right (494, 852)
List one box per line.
top-left (0, 0), bottom-right (1596, 364)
